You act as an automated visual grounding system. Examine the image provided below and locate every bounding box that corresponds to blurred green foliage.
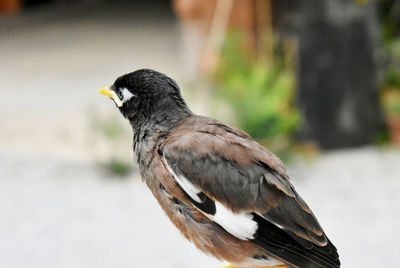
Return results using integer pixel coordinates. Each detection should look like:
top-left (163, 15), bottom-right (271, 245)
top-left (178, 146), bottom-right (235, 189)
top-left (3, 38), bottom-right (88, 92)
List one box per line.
top-left (379, 0), bottom-right (400, 40)
top-left (382, 37), bottom-right (400, 89)
top-left (378, 0), bottom-right (400, 145)
top-left (382, 89), bottom-right (400, 116)
top-left (103, 158), bottom-right (132, 177)
top-left (354, 0), bottom-right (368, 5)
top-left (380, 0), bottom-right (400, 87)
top-left (214, 33), bottom-right (300, 141)
top-left (379, 0), bottom-right (400, 117)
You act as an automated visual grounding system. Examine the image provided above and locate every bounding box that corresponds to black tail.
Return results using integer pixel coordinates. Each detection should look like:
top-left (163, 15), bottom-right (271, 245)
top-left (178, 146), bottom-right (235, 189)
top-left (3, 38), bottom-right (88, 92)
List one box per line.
top-left (251, 213), bottom-right (340, 268)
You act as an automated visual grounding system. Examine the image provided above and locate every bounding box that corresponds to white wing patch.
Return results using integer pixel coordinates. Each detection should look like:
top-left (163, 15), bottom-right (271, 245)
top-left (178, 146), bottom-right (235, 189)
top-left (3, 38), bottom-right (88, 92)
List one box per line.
top-left (210, 202), bottom-right (258, 240)
top-left (164, 160), bottom-right (202, 203)
top-left (164, 159), bottom-right (258, 240)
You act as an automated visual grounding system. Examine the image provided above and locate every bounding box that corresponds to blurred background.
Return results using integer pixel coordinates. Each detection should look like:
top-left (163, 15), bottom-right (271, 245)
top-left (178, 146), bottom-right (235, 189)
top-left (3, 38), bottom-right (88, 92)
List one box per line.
top-left (1, 0), bottom-right (400, 267)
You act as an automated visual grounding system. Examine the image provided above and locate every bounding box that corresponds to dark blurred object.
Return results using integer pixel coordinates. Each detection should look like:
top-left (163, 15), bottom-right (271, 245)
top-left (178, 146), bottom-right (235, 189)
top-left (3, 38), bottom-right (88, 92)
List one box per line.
top-left (24, 0), bottom-right (52, 7)
top-left (379, 0), bottom-right (400, 37)
top-left (0, 0), bottom-right (55, 14)
top-left (175, 0), bottom-right (387, 149)
top-left (273, 0), bottom-right (386, 149)
top-left (0, 0), bottom-right (21, 14)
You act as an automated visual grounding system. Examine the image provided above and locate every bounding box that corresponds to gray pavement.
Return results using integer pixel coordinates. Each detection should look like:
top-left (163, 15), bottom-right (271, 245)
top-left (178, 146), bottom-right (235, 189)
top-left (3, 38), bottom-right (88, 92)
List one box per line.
top-left (0, 149), bottom-right (220, 268)
top-left (288, 148), bottom-right (400, 267)
top-left (1, 1), bottom-right (400, 268)
top-left (1, 147), bottom-right (400, 268)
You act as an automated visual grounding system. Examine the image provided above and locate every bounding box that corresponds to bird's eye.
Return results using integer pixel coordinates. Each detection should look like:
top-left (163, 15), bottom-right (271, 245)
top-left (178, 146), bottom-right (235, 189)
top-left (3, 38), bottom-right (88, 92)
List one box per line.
top-left (117, 89), bottom-right (123, 99)
top-left (118, 87), bottom-right (135, 102)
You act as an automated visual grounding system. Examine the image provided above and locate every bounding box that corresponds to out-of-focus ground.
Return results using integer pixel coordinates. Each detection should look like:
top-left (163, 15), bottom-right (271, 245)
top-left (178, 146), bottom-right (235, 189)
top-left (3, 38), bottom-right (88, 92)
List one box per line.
top-left (1, 1), bottom-right (400, 268)
top-left (2, 148), bottom-right (400, 268)
top-left (0, 0), bottom-right (209, 161)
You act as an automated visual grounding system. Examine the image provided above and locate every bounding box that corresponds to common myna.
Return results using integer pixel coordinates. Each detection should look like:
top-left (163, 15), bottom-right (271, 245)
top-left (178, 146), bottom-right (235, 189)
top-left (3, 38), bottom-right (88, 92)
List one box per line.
top-left (99, 69), bottom-right (340, 268)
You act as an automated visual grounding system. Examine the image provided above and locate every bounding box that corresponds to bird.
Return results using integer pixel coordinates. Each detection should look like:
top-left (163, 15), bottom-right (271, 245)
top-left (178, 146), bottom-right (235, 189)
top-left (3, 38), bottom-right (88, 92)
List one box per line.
top-left (99, 69), bottom-right (340, 268)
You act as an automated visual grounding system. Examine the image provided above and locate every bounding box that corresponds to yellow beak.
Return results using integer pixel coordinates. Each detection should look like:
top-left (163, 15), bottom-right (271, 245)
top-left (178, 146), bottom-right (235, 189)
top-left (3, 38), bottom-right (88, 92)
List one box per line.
top-left (99, 86), bottom-right (123, 107)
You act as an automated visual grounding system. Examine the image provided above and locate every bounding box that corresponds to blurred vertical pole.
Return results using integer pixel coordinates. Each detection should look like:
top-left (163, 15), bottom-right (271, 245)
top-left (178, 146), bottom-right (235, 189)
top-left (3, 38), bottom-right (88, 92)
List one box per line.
top-left (173, 0), bottom-right (269, 77)
top-left (255, 0), bottom-right (273, 62)
top-left (173, 0), bottom-right (217, 79)
top-left (273, 0), bottom-right (386, 149)
top-left (201, 0), bottom-right (234, 73)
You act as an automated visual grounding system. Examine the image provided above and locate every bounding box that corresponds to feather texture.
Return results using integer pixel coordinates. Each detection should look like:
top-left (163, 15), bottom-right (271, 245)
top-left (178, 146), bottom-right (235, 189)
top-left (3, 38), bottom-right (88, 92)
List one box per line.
top-left (162, 115), bottom-right (340, 268)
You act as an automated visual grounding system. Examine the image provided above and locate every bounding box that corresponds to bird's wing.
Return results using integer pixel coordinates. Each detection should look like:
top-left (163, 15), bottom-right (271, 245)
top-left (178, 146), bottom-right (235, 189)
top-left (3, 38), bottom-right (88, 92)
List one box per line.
top-left (163, 121), bottom-right (324, 244)
top-left (162, 119), bottom-right (340, 267)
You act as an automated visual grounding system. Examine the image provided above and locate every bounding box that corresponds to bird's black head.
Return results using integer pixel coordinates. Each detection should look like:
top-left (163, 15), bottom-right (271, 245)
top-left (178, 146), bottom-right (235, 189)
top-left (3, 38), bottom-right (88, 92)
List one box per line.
top-left (100, 69), bottom-right (191, 131)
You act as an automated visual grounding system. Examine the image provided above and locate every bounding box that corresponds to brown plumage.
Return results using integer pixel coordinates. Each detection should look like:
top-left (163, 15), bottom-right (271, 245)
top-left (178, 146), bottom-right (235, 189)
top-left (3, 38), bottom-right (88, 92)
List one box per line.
top-left (99, 69), bottom-right (340, 268)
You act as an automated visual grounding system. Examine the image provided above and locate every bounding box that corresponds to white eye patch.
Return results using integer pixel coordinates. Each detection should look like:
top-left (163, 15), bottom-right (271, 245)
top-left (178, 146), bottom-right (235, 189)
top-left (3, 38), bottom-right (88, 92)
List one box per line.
top-left (119, 87), bottom-right (135, 103)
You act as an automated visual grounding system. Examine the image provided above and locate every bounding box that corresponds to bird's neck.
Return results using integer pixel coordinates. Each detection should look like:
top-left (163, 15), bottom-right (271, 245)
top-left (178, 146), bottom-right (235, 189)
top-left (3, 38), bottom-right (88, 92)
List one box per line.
top-left (131, 108), bottom-right (192, 166)
top-left (130, 107), bottom-right (191, 135)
